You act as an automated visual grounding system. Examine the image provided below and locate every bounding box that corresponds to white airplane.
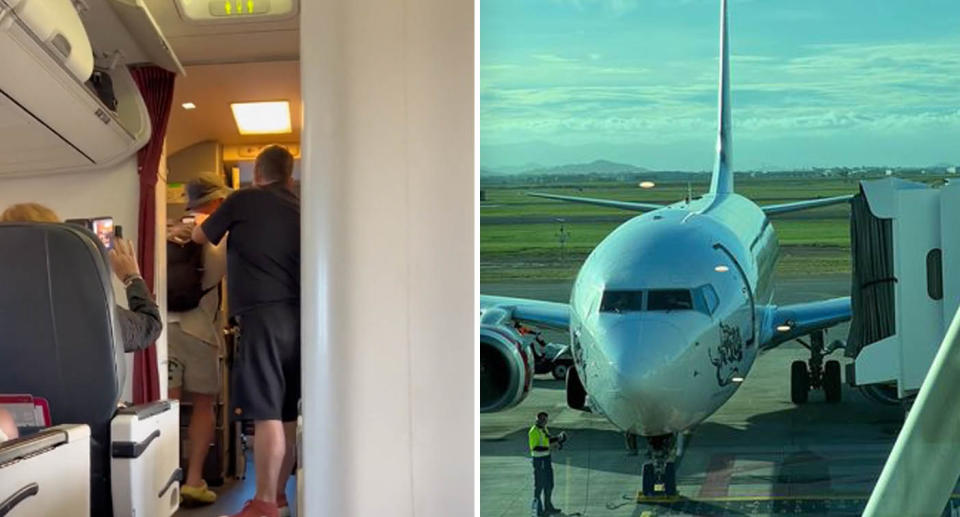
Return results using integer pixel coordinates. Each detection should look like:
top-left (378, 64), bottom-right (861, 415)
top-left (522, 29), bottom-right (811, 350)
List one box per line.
top-left (480, 0), bottom-right (853, 496)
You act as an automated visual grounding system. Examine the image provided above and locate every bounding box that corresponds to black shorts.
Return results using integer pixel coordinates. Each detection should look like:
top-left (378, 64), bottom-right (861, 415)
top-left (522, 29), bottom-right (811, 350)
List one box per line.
top-left (231, 303), bottom-right (301, 422)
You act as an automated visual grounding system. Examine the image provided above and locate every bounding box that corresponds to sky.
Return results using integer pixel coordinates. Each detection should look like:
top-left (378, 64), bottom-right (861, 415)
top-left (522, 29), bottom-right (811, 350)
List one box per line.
top-left (480, 0), bottom-right (960, 171)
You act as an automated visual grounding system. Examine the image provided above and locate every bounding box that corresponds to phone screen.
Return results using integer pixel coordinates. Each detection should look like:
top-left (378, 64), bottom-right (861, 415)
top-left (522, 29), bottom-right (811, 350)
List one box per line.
top-left (91, 217), bottom-right (114, 250)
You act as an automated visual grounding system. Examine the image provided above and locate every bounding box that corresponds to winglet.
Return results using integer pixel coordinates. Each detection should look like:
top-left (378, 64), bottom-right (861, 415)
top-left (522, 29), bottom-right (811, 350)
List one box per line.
top-left (710, 0), bottom-right (733, 196)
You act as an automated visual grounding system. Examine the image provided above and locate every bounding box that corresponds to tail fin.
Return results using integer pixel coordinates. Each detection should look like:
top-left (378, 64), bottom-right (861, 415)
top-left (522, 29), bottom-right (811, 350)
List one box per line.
top-left (709, 0), bottom-right (733, 196)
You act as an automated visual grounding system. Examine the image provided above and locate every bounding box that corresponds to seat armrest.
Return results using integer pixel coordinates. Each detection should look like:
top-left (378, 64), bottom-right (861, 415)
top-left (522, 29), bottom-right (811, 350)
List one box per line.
top-left (0, 425), bottom-right (90, 517)
top-left (116, 400), bottom-right (171, 419)
top-left (111, 399), bottom-right (180, 517)
top-left (0, 428), bottom-right (69, 466)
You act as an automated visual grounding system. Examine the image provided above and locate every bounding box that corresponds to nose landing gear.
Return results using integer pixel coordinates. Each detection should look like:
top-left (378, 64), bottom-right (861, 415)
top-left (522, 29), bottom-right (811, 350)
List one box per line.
top-left (638, 434), bottom-right (678, 499)
top-left (791, 330), bottom-right (844, 404)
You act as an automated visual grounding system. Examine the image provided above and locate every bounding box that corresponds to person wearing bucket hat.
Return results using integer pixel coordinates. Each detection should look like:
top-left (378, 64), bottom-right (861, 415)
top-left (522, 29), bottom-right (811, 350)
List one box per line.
top-left (185, 171), bottom-right (232, 212)
top-left (167, 171), bottom-right (231, 506)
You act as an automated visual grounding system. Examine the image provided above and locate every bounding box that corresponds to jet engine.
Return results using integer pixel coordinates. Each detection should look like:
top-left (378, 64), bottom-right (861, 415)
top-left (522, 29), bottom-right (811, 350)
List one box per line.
top-left (480, 321), bottom-right (534, 413)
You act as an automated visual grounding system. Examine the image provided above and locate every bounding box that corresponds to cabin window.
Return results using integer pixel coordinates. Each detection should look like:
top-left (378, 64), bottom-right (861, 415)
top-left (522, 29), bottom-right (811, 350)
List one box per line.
top-left (647, 290), bottom-right (693, 311)
top-left (927, 249), bottom-right (943, 301)
top-left (600, 290), bottom-right (644, 313)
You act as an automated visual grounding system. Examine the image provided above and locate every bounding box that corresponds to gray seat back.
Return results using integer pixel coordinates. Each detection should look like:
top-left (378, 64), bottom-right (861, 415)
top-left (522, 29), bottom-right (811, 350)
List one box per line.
top-left (0, 222), bottom-right (124, 516)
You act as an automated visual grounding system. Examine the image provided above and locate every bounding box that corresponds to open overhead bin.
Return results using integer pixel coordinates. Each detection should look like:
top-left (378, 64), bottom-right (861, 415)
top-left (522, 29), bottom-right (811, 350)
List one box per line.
top-left (0, 0), bottom-right (183, 177)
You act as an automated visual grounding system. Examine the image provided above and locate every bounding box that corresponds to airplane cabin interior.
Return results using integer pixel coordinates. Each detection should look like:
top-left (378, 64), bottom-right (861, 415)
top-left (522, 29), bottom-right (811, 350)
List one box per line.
top-left (0, 1), bottom-right (306, 515)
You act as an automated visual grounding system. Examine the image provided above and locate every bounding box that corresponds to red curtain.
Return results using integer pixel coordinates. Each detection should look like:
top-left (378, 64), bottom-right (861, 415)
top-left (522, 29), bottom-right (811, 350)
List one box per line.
top-left (130, 66), bottom-right (176, 404)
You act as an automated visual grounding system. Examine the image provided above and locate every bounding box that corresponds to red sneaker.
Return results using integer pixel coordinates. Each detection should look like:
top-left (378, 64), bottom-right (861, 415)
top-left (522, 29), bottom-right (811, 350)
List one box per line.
top-left (277, 493), bottom-right (291, 517)
top-left (219, 499), bottom-right (279, 517)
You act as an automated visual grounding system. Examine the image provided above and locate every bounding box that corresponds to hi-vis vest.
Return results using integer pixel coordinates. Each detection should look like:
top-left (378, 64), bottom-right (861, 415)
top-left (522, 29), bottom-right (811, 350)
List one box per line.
top-left (529, 425), bottom-right (551, 458)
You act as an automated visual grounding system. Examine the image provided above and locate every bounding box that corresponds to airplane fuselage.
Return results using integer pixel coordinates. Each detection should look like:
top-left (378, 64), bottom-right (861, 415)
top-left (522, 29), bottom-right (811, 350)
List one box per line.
top-left (568, 192), bottom-right (778, 435)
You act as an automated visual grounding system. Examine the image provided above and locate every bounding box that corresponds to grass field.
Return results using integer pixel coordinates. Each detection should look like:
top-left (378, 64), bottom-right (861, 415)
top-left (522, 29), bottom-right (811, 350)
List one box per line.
top-left (480, 177), bottom-right (864, 283)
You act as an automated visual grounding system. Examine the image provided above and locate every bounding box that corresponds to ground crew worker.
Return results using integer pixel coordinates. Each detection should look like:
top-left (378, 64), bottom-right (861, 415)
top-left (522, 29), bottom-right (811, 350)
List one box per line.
top-left (529, 411), bottom-right (565, 516)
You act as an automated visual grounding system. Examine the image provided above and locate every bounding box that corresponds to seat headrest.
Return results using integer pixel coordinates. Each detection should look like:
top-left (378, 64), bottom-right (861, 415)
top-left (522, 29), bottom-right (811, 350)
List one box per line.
top-left (0, 223), bottom-right (123, 427)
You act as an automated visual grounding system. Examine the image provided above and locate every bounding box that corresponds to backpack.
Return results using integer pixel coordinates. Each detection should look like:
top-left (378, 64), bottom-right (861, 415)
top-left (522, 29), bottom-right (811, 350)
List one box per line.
top-left (167, 234), bottom-right (209, 312)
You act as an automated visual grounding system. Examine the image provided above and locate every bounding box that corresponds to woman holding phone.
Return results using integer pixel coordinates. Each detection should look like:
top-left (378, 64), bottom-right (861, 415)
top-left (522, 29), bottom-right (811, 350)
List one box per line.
top-left (1, 203), bottom-right (162, 353)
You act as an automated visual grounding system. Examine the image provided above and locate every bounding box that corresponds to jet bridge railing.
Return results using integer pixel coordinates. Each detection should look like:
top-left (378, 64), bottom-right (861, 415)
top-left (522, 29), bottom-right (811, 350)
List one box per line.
top-left (863, 303), bottom-right (960, 517)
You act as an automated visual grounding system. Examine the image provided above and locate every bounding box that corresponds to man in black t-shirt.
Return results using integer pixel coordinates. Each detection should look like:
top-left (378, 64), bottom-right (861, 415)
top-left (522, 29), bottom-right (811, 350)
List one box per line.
top-left (193, 145), bottom-right (299, 517)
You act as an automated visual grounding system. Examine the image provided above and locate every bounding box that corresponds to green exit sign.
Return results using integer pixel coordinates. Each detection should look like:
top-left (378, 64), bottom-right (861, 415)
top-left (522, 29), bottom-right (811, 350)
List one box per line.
top-left (209, 0), bottom-right (271, 16)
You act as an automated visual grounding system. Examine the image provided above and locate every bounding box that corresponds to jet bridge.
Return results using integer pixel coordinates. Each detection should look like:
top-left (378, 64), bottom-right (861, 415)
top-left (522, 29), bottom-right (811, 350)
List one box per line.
top-left (845, 177), bottom-right (960, 399)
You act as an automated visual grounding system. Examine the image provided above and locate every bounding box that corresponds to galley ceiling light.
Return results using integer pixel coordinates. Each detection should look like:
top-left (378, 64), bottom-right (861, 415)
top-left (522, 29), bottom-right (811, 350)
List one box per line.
top-left (230, 101), bottom-right (292, 135)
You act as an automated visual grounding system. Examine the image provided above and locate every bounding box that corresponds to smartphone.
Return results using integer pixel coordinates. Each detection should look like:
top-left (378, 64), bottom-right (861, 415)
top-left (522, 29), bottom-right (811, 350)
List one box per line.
top-left (66, 216), bottom-right (115, 250)
top-left (90, 217), bottom-right (114, 250)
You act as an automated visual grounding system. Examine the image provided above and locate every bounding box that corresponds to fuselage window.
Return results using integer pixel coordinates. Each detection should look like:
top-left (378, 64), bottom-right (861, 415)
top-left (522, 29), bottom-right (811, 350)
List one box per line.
top-left (600, 290), bottom-right (644, 313)
top-left (647, 289), bottom-right (693, 311)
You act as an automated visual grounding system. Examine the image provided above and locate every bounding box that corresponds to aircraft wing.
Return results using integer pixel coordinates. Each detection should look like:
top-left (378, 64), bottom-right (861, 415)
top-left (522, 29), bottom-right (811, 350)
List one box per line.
top-left (527, 192), bottom-right (665, 212)
top-left (760, 297), bottom-right (851, 350)
top-left (761, 195), bottom-right (853, 215)
top-left (480, 295), bottom-right (570, 330)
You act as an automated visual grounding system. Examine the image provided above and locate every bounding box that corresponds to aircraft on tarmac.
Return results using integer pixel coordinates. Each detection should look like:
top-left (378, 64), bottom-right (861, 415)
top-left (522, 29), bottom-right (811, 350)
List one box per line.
top-left (479, 0), bottom-right (854, 496)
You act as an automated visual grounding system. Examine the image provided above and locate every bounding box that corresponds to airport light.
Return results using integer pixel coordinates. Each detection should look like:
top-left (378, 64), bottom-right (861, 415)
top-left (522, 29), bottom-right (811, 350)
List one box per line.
top-left (714, 265), bottom-right (729, 273)
top-left (181, 102), bottom-right (196, 110)
top-left (230, 101), bottom-right (292, 135)
top-left (639, 181), bottom-right (656, 189)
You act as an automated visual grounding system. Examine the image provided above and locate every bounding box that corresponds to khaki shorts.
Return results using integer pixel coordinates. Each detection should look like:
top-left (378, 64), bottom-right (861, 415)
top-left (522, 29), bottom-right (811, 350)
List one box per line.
top-left (168, 323), bottom-right (220, 396)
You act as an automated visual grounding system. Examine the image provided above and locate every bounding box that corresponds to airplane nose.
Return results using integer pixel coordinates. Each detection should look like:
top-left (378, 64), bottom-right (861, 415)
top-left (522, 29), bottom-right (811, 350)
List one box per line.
top-left (605, 318), bottom-right (686, 388)
top-left (592, 317), bottom-right (691, 433)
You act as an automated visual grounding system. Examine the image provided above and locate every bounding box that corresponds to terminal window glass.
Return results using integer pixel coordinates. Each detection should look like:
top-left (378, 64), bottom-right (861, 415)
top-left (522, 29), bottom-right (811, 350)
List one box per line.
top-left (647, 290), bottom-right (693, 311)
top-left (600, 290), bottom-right (644, 313)
top-left (927, 249), bottom-right (943, 300)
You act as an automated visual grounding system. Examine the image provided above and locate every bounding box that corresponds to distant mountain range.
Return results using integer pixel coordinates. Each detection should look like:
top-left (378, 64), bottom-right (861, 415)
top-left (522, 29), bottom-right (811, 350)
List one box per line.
top-left (481, 159), bottom-right (651, 177)
top-left (480, 159), bottom-right (960, 178)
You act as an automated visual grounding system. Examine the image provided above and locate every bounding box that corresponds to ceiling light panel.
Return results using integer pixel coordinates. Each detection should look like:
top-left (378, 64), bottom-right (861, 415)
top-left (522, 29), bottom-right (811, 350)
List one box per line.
top-left (230, 101), bottom-right (292, 135)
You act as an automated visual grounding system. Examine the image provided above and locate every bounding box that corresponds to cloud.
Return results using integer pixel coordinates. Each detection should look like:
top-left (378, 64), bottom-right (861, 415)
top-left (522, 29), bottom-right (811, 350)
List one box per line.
top-left (481, 2), bottom-right (960, 167)
top-left (550, 0), bottom-right (641, 15)
top-left (531, 53), bottom-right (581, 64)
top-left (483, 39), bottom-right (960, 146)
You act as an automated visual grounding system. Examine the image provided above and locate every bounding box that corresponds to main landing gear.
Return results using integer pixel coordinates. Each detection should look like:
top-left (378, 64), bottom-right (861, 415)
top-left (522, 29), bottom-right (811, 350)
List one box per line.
top-left (791, 330), bottom-right (844, 404)
top-left (639, 434), bottom-right (678, 498)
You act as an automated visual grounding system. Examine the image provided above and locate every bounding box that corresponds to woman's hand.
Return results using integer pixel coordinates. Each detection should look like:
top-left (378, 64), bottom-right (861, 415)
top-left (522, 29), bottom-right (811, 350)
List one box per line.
top-left (110, 237), bottom-right (141, 281)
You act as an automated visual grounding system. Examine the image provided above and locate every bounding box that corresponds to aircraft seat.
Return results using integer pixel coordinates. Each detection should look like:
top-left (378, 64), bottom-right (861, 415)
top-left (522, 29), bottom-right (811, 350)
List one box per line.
top-left (0, 222), bottom-right (180, 517)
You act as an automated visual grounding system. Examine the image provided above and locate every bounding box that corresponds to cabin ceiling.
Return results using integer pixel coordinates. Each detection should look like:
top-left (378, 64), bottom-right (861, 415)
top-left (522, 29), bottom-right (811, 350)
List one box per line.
top-left (166, 61), bottom-right (301, 154)
top-left (144, 1), bottom-right (301, 154)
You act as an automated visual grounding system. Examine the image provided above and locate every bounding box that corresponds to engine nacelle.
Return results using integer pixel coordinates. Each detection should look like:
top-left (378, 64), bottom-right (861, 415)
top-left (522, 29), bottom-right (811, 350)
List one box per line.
top-left (480, 323), bottom-right (534, 413)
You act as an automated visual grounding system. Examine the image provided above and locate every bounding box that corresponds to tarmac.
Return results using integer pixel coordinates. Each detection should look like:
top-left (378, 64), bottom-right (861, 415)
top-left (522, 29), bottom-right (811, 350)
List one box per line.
top-left (479, 274), bottom-right (953, 516)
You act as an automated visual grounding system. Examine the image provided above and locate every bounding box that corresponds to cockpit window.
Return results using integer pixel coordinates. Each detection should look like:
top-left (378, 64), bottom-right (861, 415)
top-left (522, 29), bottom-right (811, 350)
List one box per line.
top-left (701, 284), bottom-right (720, 314)
top-left (600, 290), bottom-right (644, 313)
top-left (647, 290), bottom-right (693, 311)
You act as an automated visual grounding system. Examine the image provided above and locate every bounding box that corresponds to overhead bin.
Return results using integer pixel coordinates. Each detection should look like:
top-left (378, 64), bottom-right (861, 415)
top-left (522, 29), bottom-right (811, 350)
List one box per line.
top-left (85, 0), bottom-right (185, 75)
top-left (0, 0), bottom-right (183, 177)
top-left (1, 0), bottom-right (93, 81)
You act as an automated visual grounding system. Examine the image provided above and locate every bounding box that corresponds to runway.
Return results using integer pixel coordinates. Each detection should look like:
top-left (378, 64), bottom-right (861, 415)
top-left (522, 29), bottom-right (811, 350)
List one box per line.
top-left (479, 274), bottom-right (954, 516)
